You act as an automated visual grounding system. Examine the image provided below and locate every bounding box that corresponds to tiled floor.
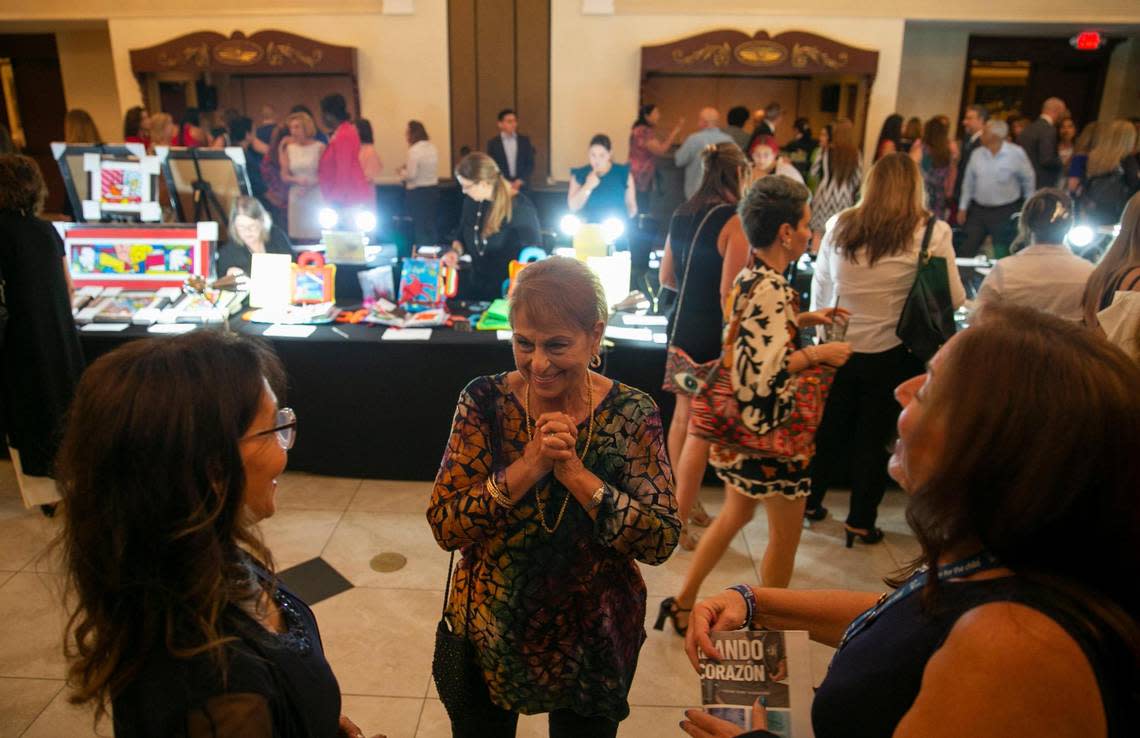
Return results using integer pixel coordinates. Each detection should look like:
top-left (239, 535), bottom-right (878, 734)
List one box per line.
top-left (0, 461), bottom-right (918, 737)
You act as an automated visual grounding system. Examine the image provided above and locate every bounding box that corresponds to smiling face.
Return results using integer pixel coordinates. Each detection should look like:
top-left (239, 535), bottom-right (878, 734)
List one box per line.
top-left (288, 118), bottom-right (306, 141)
top-left (240, 383), bottom-right (288, 522)
top-left (457, 174), bottom-right (494, 202)
top-left (511, 311), bottom-right (603, 402)
top-left (888, 342), bottom-right (951, 493)
top-left (498, 113), bottom-right (518, 136)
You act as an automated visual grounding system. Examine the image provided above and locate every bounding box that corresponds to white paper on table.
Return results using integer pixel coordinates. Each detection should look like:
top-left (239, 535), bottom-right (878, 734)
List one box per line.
top-left (604, 325), bottom-right (654, 342)
top-left (263, 323), bottom-right (317, 338)
top-left (147, 323), bottom-right (197, 335)
top-left (621, 313), bottom-right (668, 326)
top-left (497, 330), bottom-right (513, 341)
top-left (249, 253), bottom-right (293, 308)
top-left (81, 323), bottom-right (131, 332)
top-left (381, 328), bottom-right (433, 341)
top-left (652, 333), bottom-right (668, 344)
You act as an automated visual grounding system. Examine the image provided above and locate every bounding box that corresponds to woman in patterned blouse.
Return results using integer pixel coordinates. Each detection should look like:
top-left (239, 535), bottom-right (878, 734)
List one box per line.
top-left (659, 177), bottom-right (852, 635)
top-left (427, 256), bottom-right (680, 738)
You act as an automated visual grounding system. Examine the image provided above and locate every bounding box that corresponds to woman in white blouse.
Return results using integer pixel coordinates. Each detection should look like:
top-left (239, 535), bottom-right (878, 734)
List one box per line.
top-left (397, 120), bottom-right (440, 247)
top-left (808, 153), bottom-right (966, 545)
top-left (978, 189), bottom-right (1094, 322)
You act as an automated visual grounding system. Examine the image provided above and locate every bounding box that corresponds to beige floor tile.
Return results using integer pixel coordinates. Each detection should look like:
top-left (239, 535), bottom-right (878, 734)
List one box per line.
top-left (313, 588), bottom-right (438, 698)
top-left (340, 695), bottom-right (425, 738)
top-left (255, 509), bottom-right (343, 570)
top-left (0, 573), bottom-right (68, 679)
top-left (628, 598), bottom-right (701, 707)
top-left (0, 677), bottom-right (62, 738)
top-left (350, 480), bottom-right (435, 514)
top-left (811, 641), bottom-right (837, 689)
top-left (0, 461), bottom-right (18, 499)
top-left (0, 499), bottom-right (56, 571)
top-left (0, 572), bottom-right (13, 590)
top-left (275, 472), bottom-right (362, 512)
top-left (638, 530), bottom-right (758, 601)
top-left (621, 705), bottom-right (699, 736)
top-left (19, 686), bottom-right (110, 738)
top-left (782, 526), bottom-right (899, 593)
top-left (322, 512), bottom-right (450, 589)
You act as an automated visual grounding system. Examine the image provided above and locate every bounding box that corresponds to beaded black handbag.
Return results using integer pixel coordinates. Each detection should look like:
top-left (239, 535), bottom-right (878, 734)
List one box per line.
top-left (431, 550), bottom-right (488, 721)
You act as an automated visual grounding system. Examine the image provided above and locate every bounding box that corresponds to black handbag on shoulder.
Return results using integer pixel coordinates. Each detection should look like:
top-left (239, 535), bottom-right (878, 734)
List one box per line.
top-left (431, 550), bottom-right (489, 722)
top-left (896, 217), bottom-right (956, 362)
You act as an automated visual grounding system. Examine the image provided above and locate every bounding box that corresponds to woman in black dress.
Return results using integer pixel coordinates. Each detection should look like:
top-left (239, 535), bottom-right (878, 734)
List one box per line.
top-left (57, 332), bottom-right (380, 738)
top-left (446, 152), bottom-right (542, 302)
top-left (216, 196), bottom-right (294, 277)
top-left (683, 303), bottom-right (1140, 738)
top-left (0, 155), bottom-right (84, 512)
top-left (658, 142), bottom-right (751, 549)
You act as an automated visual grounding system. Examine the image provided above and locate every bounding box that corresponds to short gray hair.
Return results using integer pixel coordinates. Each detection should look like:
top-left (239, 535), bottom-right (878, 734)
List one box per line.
top-left (986, 119), bottom-right (1010, 140)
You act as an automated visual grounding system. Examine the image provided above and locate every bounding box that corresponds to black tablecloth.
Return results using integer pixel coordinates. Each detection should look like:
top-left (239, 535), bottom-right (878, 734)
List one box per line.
top-left (78, 319), bottom-right (672, 481)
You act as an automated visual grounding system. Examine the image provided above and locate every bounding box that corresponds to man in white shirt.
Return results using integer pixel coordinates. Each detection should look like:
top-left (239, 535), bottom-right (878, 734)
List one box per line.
top-left (957, 119), bottom-right (1036, 258)
top-left (977, 189), bottom-right (1094, 322)
top-left (674, 107), bottom-right (734, 198)
top-left (486, 109), bottom-right (535, 192)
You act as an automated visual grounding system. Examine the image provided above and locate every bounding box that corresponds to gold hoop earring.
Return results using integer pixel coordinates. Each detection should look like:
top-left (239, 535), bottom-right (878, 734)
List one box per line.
top-left (590, 354), bottom-right (602, 368)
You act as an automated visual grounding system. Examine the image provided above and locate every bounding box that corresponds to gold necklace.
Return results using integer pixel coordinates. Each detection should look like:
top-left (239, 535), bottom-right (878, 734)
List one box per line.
top-left (525, 374), bottom-right (596, 534)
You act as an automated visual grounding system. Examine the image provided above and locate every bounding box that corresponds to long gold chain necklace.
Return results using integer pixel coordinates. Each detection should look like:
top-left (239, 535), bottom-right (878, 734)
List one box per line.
top-left (525, 375), bottom-right (596, 534)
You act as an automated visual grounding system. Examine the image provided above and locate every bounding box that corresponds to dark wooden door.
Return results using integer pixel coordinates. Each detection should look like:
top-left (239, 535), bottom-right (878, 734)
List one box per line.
top-left (0, 34), bottom-right (69, 213)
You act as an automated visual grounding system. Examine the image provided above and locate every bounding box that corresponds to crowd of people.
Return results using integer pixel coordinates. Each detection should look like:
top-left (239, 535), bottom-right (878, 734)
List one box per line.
top-left (2, 83), bottom-right (1139, 738)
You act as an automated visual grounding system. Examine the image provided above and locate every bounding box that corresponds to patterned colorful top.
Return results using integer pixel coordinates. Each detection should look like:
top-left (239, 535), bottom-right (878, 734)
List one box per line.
top-left (427, 373), bottom-right (679, 721)
top-left (708, 261), bottom-right (814, 499)
top-left (629, 124), bottom-right (657, 192)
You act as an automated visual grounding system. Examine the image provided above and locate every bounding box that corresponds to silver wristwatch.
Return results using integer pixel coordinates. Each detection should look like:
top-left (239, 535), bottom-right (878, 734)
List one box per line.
top-left (587, 484), bottom-right (607, 511)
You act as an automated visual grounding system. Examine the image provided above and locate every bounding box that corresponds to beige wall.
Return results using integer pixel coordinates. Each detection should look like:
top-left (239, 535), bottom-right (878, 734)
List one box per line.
top-left (550, 3), bottom-right (906, 177)
top-left (615, 0), bottom-right (1140, 24)
top-left (896, 26), bottom-right (969, 127)
top-left (1099, 38), bottom-right (1140, 121)
top-left (55, 27), bottom-right (123, 145)
top-left (105, 10), bottom-right (451, 179)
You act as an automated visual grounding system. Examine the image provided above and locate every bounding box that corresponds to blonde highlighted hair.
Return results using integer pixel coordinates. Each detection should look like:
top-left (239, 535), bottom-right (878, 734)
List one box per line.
top-left (1087, 120), bottom-right (1137, 179)
top-left (148, 113), bottom-right (174, 147)
top-left (831, 153), bottom-right (929, 266)
top-left (455, 152), bottom-right (514, 238)
top-left (285, 111), bottom-right (317, 140)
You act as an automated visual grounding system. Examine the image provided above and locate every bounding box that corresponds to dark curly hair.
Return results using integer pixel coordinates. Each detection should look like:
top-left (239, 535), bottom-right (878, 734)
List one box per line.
top-left (0, 154), bottom-right (48, 215)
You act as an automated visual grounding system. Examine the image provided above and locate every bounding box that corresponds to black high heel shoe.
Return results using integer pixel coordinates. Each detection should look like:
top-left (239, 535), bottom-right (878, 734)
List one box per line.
top-left (845, 525), bottom-right (885, 548)
top-left (653, 597), bottom-right (691, 636)
top-left (804, 505), bottom-right (828, 522)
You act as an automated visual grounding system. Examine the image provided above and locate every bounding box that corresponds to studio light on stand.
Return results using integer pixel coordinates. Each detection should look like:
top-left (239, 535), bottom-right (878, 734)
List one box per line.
top-left (319, 207), bottom-right (340, 231)
top-left (601, 216), bottom-right (625, 245)
top-left (1067, 225), bottom-right (1095, 249)
top-left (560, 214), bottom-right (583, 238)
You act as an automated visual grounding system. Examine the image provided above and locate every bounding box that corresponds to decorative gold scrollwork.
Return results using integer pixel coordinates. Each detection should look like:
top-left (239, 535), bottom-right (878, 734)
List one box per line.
top-left (158, 44), bottom-right (210, 69)
top-left (734, 40), bottom-right (788, 66)
top-left (672, 42), bottom-right (732, 67)
top-left (214, 40), bottom-right (264, 66)
top-left (265, 42), bottom-right (324, 68)
top-left (791, 44), bottom-right (849, 70)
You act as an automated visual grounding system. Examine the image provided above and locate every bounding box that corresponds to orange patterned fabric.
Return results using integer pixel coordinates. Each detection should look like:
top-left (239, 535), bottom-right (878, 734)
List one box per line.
top-left (427, 373), bottom-right (679, 721)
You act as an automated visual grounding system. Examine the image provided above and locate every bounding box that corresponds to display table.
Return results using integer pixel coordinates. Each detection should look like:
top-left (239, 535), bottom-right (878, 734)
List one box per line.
top-left (78, 319), bottom-right (672, 481)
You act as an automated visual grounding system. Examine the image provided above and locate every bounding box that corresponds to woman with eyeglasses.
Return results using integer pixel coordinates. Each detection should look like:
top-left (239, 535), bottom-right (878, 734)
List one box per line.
top-left (57, 332), bottom-right (382, 738)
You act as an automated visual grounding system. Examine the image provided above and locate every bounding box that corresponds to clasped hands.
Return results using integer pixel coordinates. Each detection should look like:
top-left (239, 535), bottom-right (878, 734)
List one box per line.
top-left (523, 411), bottom-right (586, 485)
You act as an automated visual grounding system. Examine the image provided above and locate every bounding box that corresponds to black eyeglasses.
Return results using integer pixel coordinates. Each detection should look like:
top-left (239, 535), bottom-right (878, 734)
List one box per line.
top-left (242, 407), bottom-right (297, 450)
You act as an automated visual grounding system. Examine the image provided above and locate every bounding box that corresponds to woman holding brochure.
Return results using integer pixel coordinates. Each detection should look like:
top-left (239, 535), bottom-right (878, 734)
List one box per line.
top-left (682, 303), bottom-right (1139, 738)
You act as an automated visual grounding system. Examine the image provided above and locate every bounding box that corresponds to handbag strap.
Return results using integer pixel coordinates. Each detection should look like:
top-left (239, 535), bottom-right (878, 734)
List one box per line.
top-left (670, 203), bottom-right (733, 343)
top-left (918, 216), bottom-right (937, 263)
top-left (441, 549), bottom-right (474, 631)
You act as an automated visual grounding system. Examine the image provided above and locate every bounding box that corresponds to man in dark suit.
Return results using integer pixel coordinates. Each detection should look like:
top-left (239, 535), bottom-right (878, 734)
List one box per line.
top-left (953, 105), bottom-right (988, 208)
top-left (1017, 97), bottom-right (1067, 191)
top-left (486, 108), bottom-right (535, 191)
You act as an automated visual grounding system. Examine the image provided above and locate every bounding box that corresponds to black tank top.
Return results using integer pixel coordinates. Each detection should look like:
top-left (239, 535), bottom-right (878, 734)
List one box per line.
top-left (666, 203), bottom-right (736, 363)
top-left (812, 576), bottom-right (1135, 738)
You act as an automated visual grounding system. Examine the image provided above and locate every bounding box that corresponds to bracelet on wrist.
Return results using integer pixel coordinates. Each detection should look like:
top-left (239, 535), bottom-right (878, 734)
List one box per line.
top-left (727, 584), bottom-right (757, 630)
top-left (485, 473), bottom-right (514, 509)
top-left (804, 346), bottom-right (819, 366)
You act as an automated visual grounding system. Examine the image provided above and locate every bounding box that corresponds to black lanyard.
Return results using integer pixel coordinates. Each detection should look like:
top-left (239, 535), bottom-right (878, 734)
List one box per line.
top-left (837, 550), bottom-right (1003, 653)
